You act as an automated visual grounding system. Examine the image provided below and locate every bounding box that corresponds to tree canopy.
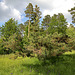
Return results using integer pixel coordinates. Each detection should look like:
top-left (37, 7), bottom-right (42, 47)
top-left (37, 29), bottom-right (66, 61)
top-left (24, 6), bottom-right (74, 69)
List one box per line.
top-left (0, 3), bottom-right (75, 61)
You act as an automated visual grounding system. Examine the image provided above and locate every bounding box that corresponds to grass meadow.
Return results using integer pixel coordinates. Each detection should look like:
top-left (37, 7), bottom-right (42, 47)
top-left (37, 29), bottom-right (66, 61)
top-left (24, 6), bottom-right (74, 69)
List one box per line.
top-left (0, 50), bottom-right (75, 75)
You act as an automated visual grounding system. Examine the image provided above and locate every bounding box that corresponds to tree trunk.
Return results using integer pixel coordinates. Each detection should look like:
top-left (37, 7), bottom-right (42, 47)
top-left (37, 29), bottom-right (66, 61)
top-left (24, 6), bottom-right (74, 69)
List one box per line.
top-left (28, 18), bottom-right (30, 38)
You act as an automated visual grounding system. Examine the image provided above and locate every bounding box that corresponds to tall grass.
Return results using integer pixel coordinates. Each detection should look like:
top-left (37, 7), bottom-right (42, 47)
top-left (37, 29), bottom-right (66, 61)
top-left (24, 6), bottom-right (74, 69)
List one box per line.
top-left (0, 51), bottom-right (75, 75)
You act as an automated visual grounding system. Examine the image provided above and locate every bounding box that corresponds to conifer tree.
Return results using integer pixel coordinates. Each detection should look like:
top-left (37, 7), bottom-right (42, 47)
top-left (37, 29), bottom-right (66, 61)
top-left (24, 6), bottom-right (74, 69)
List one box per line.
top-left (48, 13), bottom-right (67, 34)
top-left (25, 3), bottom-right (33, 38)
top-left (68, 6), bottom-right (75, 25)
top-left (42, 15), bottom-right (51, 30)
top-left (30, 5), bottom-right (41, 50)
top-left (0, 18), bottom-right (19, 40)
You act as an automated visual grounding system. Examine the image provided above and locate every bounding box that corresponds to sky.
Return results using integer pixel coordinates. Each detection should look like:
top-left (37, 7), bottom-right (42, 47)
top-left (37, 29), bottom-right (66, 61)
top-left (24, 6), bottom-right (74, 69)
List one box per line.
top-left (0, 0), bottom-right (75, 26)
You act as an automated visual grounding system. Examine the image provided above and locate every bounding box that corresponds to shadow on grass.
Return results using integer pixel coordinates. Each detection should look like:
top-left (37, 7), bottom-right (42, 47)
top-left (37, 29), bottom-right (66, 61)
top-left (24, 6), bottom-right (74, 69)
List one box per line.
top-left (22, 54), bottom-right (75, 75)
top-left (22, 63), bottom-right (53, 75)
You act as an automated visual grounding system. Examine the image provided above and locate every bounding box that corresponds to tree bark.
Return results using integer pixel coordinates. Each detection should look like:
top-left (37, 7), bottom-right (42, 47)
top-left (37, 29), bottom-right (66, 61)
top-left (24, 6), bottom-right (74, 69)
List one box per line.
top-left (28, 18), bottom-right (30, 38)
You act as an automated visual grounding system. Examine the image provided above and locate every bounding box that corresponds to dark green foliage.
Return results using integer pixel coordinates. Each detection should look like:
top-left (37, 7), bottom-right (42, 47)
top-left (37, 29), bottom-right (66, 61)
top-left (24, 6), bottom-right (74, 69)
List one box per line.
top-left (48, 13), bottom-right (67, 34)
top-left (0, 36), bottom-right (13, 54)
top-left (0, 18), bottom-right (19, 39)
top-left (0, 18), bottom-right (21, 54)
top-left (4, 33), bottom-right (22, 52)
top-left (36, 32), bottom-right (73, 61)
top-left (42, 15), bottom-right (51, 30)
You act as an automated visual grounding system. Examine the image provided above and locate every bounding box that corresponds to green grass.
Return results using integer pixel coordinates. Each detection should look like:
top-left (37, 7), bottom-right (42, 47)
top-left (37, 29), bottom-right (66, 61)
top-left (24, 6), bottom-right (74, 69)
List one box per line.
top-left (64, 50), bottom-right (75, 55)
top-left (0, 51), bottom-right (75, 75)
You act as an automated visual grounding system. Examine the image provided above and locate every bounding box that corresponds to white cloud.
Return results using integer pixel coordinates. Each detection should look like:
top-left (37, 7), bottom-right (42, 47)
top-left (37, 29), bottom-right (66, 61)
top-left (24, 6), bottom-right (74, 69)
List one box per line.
top-left (0, 0), bottom-right (75, 24)
top-left (11, 8), bottom-right (21, 20)
top-left (38, 0), bottom-right (75, 23)
top-left (0, 1), bottom-right (8, 10)
top-left (0, 1), bottom-right (22, 22)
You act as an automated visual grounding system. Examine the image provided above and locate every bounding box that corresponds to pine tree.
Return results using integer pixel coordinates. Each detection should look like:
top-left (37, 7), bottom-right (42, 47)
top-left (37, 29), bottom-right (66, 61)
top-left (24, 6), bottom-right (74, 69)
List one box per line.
top-left (42, 15), bottom-right (51, 30)
top-left (25, 3), bottom-right (33, 38)
top-left (0, 18), bottom-right (19, 40)
top-left (48, 13), bottom-right (67, 34)
top-left (30, 5), bottom-right (41, 50)
top-left (68, 6), bottom-right (75, 25)
top-left (23, 4), bottom-right (42, 57)
top-left (0, 18), bottom-right (21, 54)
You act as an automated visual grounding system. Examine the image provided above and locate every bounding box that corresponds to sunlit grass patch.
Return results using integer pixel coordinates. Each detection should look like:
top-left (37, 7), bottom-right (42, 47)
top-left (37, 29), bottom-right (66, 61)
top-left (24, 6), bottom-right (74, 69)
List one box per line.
top-left (64, 50), bottom-right (75, 55)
